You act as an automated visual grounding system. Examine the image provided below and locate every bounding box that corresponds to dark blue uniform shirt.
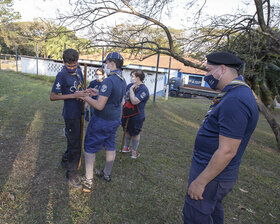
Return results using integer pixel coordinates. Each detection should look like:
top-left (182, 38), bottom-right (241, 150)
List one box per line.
top-left (88, 79), bottom-right (101, 100)
top-left (125, 83), bottom-right (150, 119)
top-left (94, 70), bottom-right (127, 121)
top-left (193, 77), bottom-right (259, 181)
top-left (51, 66), bottom-right (84, 119)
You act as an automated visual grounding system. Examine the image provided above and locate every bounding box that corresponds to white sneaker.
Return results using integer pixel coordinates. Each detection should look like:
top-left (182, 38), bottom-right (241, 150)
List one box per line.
top-left (120, 146), bottom-right (131, 153)
top-left (131, 150), bottom-right (140, 159)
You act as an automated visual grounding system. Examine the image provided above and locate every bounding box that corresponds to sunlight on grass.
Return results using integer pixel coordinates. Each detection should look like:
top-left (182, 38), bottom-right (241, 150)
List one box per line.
top-left (4, 110), bottom-right (43, 190)
top-left (0, 95), bottom-right (7, 102)
top-left (161, 108), bottom-right (200, 130)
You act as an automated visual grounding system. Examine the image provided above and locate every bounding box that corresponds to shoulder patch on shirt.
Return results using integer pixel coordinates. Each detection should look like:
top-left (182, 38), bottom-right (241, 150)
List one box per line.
top-left (56, 82), bottom-right (61, 90)
top-left (101, 84), bottom-right (107, 93)
top-left (140, 92), bottom-right (146, 99)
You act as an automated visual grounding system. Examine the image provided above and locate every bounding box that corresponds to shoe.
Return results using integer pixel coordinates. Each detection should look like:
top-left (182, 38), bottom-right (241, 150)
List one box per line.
top-left (95, 169), bottom-right (111, 182)
top-left (61, 159), bottom-right (68, 168)
top-left (68, 176), bottom-right (82, 189)
top-left (131, 150), bottom-right (140, 159)
top-left (120, 146), bottom-right (131, 153)
top-left (81, 176), bottom-right (93, 193)
top-left (61, 153), bottom-right (68, 168)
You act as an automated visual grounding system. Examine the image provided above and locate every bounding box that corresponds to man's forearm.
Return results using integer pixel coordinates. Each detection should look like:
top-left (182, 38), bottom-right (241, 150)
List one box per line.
top-left (196, 148), bottom-right (235, 186)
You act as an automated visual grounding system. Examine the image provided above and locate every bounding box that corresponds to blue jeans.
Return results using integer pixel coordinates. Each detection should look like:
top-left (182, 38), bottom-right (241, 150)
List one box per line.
top-left (182, 165), bottom-right (235, 224)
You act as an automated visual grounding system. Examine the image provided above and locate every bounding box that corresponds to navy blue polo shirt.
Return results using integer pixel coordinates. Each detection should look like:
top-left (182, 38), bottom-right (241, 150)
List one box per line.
top-left (94, 70), bottom-right (127, 121)
top-left (192, 79), bottom-right (259, 181)
top-left (88, 79), bottom-right (101, 100)
top-left (51, 66), bottom-right (84, 119)
top-left (125, 83), bottom-right (150, 119)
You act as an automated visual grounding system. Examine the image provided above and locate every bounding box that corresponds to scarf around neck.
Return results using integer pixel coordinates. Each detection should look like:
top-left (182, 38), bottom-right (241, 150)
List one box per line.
top-left (204, 75), bottom-right (250, 119)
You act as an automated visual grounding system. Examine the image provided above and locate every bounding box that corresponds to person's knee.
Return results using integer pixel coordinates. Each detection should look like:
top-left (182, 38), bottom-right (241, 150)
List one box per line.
top-left (132, 134), bottom-right (140, 141)
top-left (183, 202), bottom-right (213, 224)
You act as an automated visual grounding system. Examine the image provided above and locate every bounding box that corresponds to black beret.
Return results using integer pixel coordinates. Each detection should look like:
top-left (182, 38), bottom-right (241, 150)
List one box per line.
top-left (206, 52), bottom-right (242, 68)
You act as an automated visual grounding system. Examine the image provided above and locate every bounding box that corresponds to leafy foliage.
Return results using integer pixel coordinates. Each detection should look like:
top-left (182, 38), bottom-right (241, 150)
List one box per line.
top-left (0, 20), bottom-right (94, 59)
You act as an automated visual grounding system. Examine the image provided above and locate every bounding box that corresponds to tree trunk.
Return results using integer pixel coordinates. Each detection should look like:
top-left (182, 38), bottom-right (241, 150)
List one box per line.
top-left (254, 92), bottom-right (280, 151)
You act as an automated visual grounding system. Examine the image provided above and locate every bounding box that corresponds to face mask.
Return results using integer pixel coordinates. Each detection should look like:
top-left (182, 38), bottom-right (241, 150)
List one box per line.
top-left (95, 75), bottom-right (103, 81)
top-left (104, 64), bottom-right (110, 74)
top-left (130, 77), bottom-right (136, 83)
top-left (65, 63), bottom-right (78, 73)
top-left (204, 67), bottom-right (221, 90)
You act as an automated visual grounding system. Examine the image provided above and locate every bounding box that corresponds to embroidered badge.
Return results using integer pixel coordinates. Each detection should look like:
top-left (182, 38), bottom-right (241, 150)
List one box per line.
top-left (140, 92), bottom-right (146, 99)
top-left (101, 84), bottom-right (107, 93)
top-left (56, 82), bottom-right (61, 90)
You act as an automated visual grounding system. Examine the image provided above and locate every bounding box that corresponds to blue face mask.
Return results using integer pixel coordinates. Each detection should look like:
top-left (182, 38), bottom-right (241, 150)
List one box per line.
top-left (204, 75), bottom-right (219, 90)
top-left (204, 67), bottom-right (221, 90)
top-left (65, 63), bottom-right (78, 73)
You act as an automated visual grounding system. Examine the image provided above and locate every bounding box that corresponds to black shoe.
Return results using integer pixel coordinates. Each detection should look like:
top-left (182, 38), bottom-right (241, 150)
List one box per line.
top-left (68, 176), bottom-right (82, 189)
top-left (61, 160), bottom-right (68, 168)
top-left (61, 153), bottom-right (68, 168)
top-left (95, 169), bottom-right (111, 182)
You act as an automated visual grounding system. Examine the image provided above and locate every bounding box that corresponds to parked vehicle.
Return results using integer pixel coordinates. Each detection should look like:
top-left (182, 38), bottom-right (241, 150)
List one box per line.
top-left (168, 77), bottom-right (218, 99)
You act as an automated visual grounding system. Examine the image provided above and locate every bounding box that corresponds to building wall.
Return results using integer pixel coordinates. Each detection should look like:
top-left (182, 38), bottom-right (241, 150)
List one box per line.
top-left (21, 56), bottom-right (166, 96)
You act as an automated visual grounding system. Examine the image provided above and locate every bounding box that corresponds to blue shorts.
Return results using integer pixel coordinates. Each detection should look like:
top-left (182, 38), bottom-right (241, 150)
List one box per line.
top-left (182, 165), bottom-right (235, 224)
top-left (121, 117), bottom-right (145, 136)
top-left (84, 116), bottom-right (121, 153)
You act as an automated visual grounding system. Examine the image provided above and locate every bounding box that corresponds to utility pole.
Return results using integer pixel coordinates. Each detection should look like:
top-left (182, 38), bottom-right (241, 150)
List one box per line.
top-left (15, 42), bottom-right (18, 72)
top-left (165, 56), bottom-right (172, 100)
top-left (153, 53), bottom-right (160, 104)
top-left (36, 41), bottom-right (39, 75)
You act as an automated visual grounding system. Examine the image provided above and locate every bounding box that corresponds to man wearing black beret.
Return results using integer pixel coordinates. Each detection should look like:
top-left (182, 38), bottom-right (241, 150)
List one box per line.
top-left (182, 52), bottom-right (259, 223)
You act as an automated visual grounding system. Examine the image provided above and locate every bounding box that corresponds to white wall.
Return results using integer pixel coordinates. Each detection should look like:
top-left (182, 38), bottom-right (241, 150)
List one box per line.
top-left (21, 56), bottom-right (166, 96)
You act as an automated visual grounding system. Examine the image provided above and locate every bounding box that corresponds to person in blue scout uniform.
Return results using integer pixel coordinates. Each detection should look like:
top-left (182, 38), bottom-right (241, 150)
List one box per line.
top-left (121, 70), bottom-right (150, 158)
top-left (79, 52), bottom-right (127, 192)
top-left (182, 52), bottom-right (259, 224)
top-left (50, 49), bottom-right (87, 188)
top-left (84, 68), bottom-right (105, 121)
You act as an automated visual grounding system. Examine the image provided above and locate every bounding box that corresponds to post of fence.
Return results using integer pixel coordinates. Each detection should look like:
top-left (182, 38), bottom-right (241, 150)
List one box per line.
top-left (15, 42), bottom-right (18, 72)
top-left (0, 55), bottom-right (1, 71)
top-left (36, 41), bottom-right (38, 75)
top-left (153, 52), bottom-right (160, 104)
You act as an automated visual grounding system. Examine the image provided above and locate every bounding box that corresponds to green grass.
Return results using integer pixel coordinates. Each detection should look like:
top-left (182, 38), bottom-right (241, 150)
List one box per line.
top-left (0, 70), bottom-right (279, 224)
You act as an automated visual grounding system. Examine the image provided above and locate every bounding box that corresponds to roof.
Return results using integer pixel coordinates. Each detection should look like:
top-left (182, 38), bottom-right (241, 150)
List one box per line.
top-left (80, 53), bottom-right (206, 75)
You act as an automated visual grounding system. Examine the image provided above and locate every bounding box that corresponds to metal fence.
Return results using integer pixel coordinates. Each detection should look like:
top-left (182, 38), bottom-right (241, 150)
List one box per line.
top-left (0, 54), bottom-right (21, 72)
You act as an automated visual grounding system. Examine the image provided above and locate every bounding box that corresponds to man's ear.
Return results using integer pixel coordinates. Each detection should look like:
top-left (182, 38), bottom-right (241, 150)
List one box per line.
top-left (220, 64), bottom-right (227, 74)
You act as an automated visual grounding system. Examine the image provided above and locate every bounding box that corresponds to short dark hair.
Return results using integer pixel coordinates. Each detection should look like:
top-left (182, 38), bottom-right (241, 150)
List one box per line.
top-left (95, 67), bottom-right (105, 75)
top-left (131, 69), bottom-right (145, 82)
top-left (63, 49), bottom-right (79, 64)
top-left (108, 58), bottom-right (123, 69)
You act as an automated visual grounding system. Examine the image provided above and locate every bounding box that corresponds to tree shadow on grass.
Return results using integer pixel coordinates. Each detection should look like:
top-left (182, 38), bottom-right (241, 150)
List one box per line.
top-left (23, 111), bottom-right (74, 224)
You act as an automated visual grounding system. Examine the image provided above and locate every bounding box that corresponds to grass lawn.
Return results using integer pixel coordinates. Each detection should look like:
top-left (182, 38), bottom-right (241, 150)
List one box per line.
top-left (0, 70), bottom-right (279, 224)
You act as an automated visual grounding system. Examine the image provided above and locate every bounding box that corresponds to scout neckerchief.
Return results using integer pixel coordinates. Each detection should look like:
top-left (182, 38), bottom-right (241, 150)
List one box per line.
top-left (107, 70), bottom-right (124, 81)
top-left (72, 72), bottom-right (84, 91)
top-left (68, 69), bottom-right (84, 91)
top-left (65, 64), bottom-right (84, 91)
top-left (205, 76), bottom-right (250, 119)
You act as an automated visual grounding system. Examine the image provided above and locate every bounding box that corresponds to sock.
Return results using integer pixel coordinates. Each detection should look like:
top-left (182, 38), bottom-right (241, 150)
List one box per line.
top-left (84, 152), bottom-right (96, 180)
top-left (104, 150), bottom-right (116, 176)
top-left (124, 134), bottom-right (131, 148)
top-left (131, 137), bottom-right (140, 151)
